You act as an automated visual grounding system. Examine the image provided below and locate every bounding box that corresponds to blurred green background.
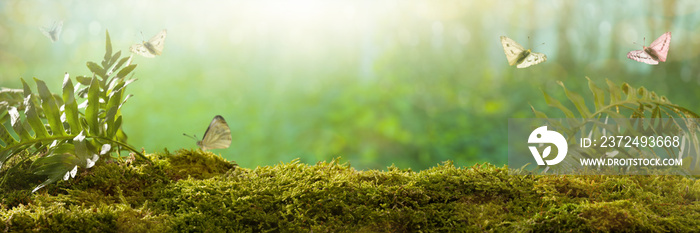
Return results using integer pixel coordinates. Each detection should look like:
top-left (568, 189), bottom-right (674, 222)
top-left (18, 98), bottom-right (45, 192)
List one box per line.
top-left (1, 0), bottom-right (700, 170)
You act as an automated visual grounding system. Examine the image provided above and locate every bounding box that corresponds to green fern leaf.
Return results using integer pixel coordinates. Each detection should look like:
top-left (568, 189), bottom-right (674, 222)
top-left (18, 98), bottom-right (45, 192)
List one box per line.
top-left (35, 78), bottom-right (66, 136)
top-left (586, 77), bottom-right (605, 111)
top-left (8, 107), bottom-right (32, 142)
top-left (0, 124), bottom-right (17, 146)
top-left (104, 30), bottom-right (112, 63)
top-left (85, 77), bottom-right (100, 136)
top-left (558, 81), bottom-right (592, 118)
top-left (21, 80), bottom-right (49, 139)
top-left (0, 29), bottom-right (150, 193)
top-left (62, 74), bottom-right (82, 134)
top-left (541, 89), bottom-right (575, 118)
top-left (533, 77), bottom-right (700, 173)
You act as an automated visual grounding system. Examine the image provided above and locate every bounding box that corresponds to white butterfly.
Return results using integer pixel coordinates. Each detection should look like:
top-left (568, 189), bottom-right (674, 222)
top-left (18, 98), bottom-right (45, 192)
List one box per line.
top-left (40, 20), bottom-right (63, 43)
top-left (627, 32), bottom-right (671, 65)
top-left (130, 29), bottom-right (167, 58)
top-left (186, 115), bottom-right (232, 151)
top-left (500, 36), bottom-right (547, 68)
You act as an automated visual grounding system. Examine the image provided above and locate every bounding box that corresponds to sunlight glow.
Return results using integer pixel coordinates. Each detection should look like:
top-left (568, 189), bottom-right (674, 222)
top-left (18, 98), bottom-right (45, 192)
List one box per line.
top-left (266, 0), bottom-right (327, 23)
top-left (241, 1), bottom-right (355, 28)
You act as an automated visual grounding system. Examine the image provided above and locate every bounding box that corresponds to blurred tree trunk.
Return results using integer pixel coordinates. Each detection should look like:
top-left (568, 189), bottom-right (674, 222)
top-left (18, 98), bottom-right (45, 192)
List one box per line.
top-left (607, 2), bottom-right (622, 77)
top-left (659, 0), bottom-right (687, 105)
top-left (556, 1), bottom-right (575, 74)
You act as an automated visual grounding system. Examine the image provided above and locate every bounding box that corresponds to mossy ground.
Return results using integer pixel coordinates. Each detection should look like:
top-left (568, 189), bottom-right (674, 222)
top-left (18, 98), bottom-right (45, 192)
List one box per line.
top-left (2, 149), bottom-right (700, 232)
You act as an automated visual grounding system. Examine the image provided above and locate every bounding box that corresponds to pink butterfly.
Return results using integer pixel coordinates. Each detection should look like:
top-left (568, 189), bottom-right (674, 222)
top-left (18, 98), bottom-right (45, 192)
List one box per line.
top-left (627, 32), bottom-right (671, 65)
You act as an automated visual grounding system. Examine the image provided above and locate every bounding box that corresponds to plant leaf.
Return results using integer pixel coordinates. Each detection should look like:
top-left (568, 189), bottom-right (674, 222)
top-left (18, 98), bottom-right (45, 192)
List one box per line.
top-left (112, 57), bottom-right (131, 75)
top-left (87, 62), bottom-right (105, 78)
top-left (109, 116), bottom-right (122, 138)
top-left (32, 153), bottom-right (79, 193)
top-left (542, 89), bottom-right (575, 118)
top-left (73, 131), bottom-right (90, 168)
top-left (62, 73), bottom-right (82, 134)
top-left (8, 107), bottom-right (32, 141)
top-left (530, 105), bottom-right (549, 118)
top-left (23, 96), bottom-right (49, 139)
top-left (35, 78), bottom-right (66, 136)
top-left (586, 77), bottom-right (605, 112)
top-left (117, 64), bottom-right (137, 79)
top-left (0, 124), bottom-right (17, 146)
top-left (85, 77), bottom-right (100, 135)
top-left (104, 30), bottom-right (112, 63)
top-left (606, 79), bottom-right (621, 104)
top-left (2, 30), bottom-right (150, 192)
top-left (558, 81), bottom-right (592, 118)
top-left (621, 83), bottom-right (638, 102)
top-left (76, 76), bottom-right (92, 86)
top-left (108, 51), bottom-right (121, 69)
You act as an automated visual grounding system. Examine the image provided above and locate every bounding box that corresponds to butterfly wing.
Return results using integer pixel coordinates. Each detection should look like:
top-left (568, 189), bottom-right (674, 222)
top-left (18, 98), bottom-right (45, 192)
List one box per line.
top-left (39, 28), bottom-right (55, 42)
top-left (648, 32), bottom-right (671, 62)
top-left (130, 44), bottom-right (156, 58)
top-left (145, 29), bottom-right (167, 55)
top-left (516, 52), bottom-right (547, 68)
top-left (40, 21), bottom-right (62, 42)
top-left (130, 29), bottom-right (166, 58)
top-left (500, 36), bottom-right (526, 66)
top-left (627, 50), bottom-right (658, 65)
top-left (199, 115), bottom-right (232, 151)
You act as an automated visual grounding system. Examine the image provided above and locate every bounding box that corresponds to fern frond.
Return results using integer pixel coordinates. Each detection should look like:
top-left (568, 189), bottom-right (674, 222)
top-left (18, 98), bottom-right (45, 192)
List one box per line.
top-left (532, 77), bottom-right (700, 173)
top-left (0, 30), bottom-right (150, 193)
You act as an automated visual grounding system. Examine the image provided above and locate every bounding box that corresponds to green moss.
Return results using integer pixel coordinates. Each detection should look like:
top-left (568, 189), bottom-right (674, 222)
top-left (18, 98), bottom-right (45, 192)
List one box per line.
top-left (1, 151), bottom-right (700, 232)
top-left (161, 149), bottom-right (237, 180)
top-left (0, 203), bottom-right (169, 232)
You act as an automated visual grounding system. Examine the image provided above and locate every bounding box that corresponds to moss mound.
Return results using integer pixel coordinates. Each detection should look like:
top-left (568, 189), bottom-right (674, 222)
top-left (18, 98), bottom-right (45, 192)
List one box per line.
top-left (1, 149), bottom-right (700, 232)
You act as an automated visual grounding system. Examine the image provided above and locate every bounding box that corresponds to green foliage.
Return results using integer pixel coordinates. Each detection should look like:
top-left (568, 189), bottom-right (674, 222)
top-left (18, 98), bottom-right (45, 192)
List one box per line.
top-left (0, 31), bottom-right (148, 193)
top-left (531, 77), bottom-right (700, 172)
top-left (1, 153), bottom-right (700, 232)
top-left (533, 77), bottom-right (700, 120)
